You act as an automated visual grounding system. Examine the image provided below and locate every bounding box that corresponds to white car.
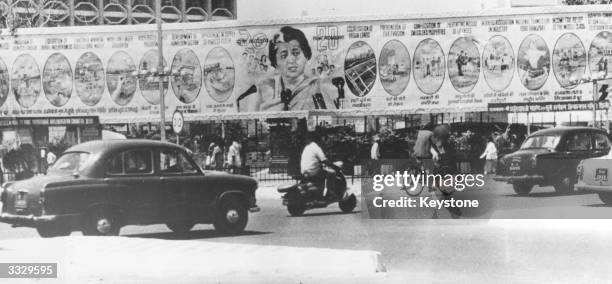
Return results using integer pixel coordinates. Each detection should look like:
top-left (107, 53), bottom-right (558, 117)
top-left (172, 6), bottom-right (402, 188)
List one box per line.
top-left (576, 151), bottom-right (612, 205)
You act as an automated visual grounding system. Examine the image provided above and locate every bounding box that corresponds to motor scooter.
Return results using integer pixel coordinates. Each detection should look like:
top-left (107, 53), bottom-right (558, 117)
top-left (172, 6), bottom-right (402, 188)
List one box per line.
top-left (277, 162), bottom-right (357, 216)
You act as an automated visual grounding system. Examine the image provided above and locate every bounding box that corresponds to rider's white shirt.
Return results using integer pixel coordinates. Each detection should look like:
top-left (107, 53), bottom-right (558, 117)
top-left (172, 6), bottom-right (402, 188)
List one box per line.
top-left (301, 142), bottom-right (327, 176)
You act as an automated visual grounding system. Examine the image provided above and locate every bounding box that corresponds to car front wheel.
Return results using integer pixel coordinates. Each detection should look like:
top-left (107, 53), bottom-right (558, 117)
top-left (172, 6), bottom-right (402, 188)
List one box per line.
top-left (213, 196), bottom-right (248, 235)
top-left (554, 174), bottom-right (574, 194)
top-left (512, 182), bottom-right (533, 195)
top-left (82, 207), bottom-right (121, 236)
top-left (599, 193), bottom-right (612, 205)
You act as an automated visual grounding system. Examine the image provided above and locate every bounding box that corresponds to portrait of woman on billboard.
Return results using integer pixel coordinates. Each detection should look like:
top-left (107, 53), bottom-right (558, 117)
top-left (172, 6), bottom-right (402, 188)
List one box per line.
top-left (237, 26), bottom-right (345, 112)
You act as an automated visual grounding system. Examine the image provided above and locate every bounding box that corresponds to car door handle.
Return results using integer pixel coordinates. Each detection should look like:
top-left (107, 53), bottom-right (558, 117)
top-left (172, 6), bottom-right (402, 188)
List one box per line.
top-left (160, 177), bottom-right (167, 181)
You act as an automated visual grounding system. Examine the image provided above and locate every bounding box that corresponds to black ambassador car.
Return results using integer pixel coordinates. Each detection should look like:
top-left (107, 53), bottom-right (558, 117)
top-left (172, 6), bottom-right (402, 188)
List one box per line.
top-left (0, 140), bottom-right (260, 237)
top-left (494, 127), bottom-right (611, 195)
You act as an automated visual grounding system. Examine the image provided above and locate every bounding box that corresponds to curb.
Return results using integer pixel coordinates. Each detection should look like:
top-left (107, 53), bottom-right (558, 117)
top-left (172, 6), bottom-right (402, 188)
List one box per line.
top-left (0, 236), bottom-right (385, 283)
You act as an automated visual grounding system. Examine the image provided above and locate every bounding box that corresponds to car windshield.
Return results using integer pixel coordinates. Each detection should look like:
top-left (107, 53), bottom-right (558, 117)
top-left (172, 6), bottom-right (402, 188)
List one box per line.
top-left (520, 135), bottom-right (561, 150)
top-left (49, 152), bottom-right (91, 173)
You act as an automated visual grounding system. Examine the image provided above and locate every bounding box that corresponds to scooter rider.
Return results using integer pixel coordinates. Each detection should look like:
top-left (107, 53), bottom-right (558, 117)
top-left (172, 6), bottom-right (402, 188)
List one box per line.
top-left (300, 131), bottom-right (334, 199)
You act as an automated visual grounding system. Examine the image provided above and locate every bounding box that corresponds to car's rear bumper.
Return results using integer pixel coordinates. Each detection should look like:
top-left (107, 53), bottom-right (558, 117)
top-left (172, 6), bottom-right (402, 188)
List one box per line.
top-left (0, 212), bottom-right (57, 227)
top-left (248, 206), bottom-right (261, 213)
top-left (575, 181), bottom-right (612, 192)
top-left (493, 175), bottom-right (545, 183)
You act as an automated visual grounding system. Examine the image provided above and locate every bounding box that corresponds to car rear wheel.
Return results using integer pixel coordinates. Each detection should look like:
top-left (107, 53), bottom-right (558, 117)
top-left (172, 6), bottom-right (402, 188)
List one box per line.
top-left (599, 193), bottom-right (612, 205)
top-left (36, 223), bottom-right (71, 238)
top-left (82, 207), bottom-right (121, 236)
top-left (166, 220), bottom-right (195, 234)
top-left (213, 196), bottom-right (248, 235)
top-left (513, 182), bottom-right (533, 195)
top-left (554, 175), bottom-right (574, 194)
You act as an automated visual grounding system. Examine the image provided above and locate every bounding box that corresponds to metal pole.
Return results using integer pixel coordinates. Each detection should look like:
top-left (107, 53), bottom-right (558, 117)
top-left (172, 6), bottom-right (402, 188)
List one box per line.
top-left (593, 80), bottom-right (597, 128)
top-left (157, 0), bottom-right (166, 141)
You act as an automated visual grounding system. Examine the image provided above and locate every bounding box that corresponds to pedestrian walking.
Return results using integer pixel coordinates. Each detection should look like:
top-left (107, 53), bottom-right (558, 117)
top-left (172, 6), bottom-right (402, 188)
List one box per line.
top-left (480, 136), bottom-right (498, 175)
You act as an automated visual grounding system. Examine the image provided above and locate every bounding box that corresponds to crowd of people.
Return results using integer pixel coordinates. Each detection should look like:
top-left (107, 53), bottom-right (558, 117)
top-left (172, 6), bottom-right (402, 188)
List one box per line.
top-left (370, 123), bottom-right (525, 175)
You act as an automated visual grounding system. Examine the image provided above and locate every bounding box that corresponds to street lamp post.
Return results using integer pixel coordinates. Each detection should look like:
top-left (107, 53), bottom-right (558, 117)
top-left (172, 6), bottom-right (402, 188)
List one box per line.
top-left (156, 0), bottom-right (165, 141)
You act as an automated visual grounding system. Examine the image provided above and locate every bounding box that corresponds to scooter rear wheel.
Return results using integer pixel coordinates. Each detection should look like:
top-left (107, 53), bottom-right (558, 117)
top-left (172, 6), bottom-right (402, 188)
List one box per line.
top-left (339, 194), bottom-right (357, 213)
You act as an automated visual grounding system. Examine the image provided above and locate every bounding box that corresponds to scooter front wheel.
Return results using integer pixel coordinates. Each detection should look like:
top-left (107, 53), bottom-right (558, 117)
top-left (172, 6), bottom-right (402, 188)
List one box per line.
top-left (287, 191), bottom-right (306, 216)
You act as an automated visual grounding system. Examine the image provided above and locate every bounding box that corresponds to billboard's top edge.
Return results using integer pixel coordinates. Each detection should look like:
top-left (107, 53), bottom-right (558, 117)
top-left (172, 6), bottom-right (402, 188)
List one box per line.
top-left (1, 5), bottom-right (610, 36)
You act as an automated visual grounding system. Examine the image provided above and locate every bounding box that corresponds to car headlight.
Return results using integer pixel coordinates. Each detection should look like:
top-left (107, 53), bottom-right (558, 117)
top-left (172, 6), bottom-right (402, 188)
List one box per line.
top-left (577, 161), bottom-right (584, 180)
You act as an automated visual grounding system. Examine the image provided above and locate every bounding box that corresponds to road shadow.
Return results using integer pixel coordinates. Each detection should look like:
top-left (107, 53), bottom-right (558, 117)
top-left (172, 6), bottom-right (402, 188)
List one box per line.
top-left (503, 191), bottom-right (592, 198)
top-left (583, 204), bottom-right (611, 208)
top-left (125, 230), bottom-right (272, 240)
top-left (289, 210), bottom-right (362, 218)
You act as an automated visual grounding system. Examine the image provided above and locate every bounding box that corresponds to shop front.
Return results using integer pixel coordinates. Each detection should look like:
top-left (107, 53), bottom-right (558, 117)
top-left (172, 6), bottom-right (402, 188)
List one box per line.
top-left (0, 116), bottom-right (101, 181)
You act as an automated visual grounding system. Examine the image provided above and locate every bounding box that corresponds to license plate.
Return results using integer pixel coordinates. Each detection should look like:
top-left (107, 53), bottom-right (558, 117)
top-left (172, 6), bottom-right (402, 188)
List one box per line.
top-left (509, 162), bottom-right (521, 172)
top-left (596, 168), bottom-right (608, 181)
top-left (14, 194), bottom-right (27, 209)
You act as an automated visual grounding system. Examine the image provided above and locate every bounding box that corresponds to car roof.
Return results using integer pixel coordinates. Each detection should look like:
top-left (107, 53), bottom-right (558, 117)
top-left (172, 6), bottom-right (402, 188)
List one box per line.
top-left (66, 139), bottom-right (184, 154)
top-left (530, 126), bottom-right (606, 136)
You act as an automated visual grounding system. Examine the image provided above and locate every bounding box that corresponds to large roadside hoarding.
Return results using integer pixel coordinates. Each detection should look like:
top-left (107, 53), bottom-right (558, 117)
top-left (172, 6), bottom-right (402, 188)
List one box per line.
top-left (0, 6), bottom-right (610, 123)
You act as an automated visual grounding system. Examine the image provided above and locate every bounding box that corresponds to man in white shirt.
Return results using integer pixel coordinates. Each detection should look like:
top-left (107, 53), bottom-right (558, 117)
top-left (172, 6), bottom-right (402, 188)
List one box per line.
top-left (370, 135), bottom-right (381, 175)
top-left (300, 132), bottom-right (331, 198)
top-left (370, 135), bottom-right (380, 160)
top-left (227, 140), bottom-right (242, 174)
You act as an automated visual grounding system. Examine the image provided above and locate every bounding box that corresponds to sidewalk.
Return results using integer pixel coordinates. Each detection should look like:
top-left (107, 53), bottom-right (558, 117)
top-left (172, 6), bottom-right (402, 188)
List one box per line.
top-left (0, 236), bottom-right (385, 283)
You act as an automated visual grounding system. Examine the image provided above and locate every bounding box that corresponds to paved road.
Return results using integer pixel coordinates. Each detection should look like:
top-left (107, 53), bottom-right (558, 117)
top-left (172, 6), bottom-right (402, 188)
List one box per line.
top-left (2, 178), bottom-right (612, 282)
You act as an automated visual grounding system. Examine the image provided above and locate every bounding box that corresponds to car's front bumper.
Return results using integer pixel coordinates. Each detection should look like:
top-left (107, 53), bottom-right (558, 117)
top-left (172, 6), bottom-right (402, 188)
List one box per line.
top-left (0, 212), bottom-right (57, 227)
top-left (575, 181), bottom-right (612, 192)
top-left (493, 175), bottom-right (545, 183)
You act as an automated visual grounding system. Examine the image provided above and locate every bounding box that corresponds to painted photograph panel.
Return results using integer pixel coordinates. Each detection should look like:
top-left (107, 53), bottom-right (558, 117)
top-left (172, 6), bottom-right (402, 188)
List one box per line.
top-left (204, 47), bottom-right (235, 103)
top-left (413, 39), bottom-right (445, 95)
top-left (552, 33), bottom-right (586, 89)
top-left (75, 52), bottom-right (105, 106)
top-left (517, 34), bottom-right (551, 91)
top-left (43, 53), bottom-right (73, 107)
top-left (0, 58), bottom-right (9, 107)
top-left (588, 31), bottom-right (612, 80)
top-left (482, 36), bottom-right (515, 92)
top-left (11, 54), bottom-right (41, 108)
top-left (170, 49), bottom-right (202, 104)
top-left (107, 51), bottom-right (137, 106)
top-left (344, 41), bottom-right (376, 97)
top-left (483, 35), bottom-right (515, 92)
top-left (171, 49), bottom-right (202, 104)
top-left (448, 37), bottom-right (480, 94)
top-left (379, 40), bottom-right (410, 96)
top-left (139, 49), bottom-right (169, 105)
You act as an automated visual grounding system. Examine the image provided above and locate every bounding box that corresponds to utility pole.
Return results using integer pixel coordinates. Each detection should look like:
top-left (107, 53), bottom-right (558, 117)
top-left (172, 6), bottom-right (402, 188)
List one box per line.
top-left (156, 0), bottom-right (166, 141)
top-left (593, 79), bottom-right (597, 128)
